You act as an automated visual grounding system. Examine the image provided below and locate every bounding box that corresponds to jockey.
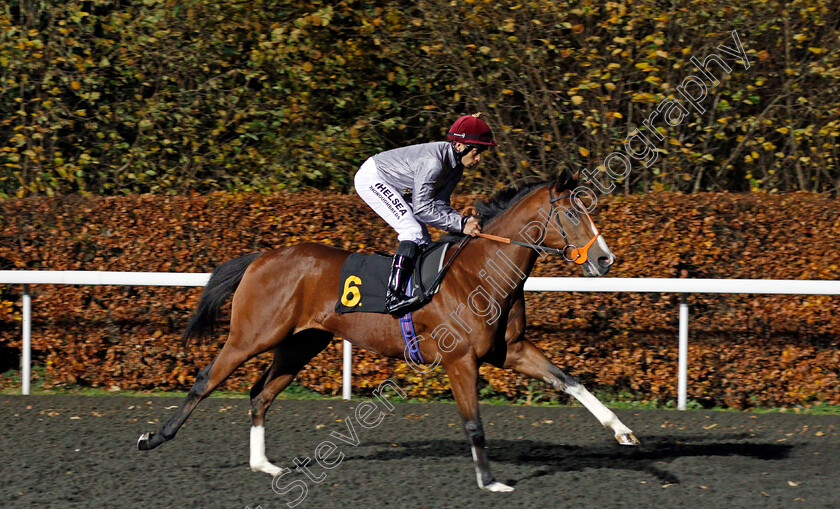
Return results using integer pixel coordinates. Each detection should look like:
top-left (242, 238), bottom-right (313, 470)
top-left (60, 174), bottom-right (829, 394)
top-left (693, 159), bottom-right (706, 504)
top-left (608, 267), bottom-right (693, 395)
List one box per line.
top-left (354, 113), bottom-right (495, 314)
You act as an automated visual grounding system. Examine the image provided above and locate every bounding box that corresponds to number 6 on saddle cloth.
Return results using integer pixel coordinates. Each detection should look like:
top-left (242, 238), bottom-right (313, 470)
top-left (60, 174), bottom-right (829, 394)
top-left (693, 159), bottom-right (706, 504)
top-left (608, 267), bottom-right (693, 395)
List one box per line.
top-left (335, 241), bottom-right (452, 316)
top-left (335, 241), bottom-right (455, 363)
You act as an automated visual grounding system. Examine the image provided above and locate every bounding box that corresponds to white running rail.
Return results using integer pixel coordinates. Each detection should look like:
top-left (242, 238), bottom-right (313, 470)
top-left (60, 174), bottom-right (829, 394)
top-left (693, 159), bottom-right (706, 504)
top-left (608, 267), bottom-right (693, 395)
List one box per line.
top-left (2, 271), bottom-right (839, 409)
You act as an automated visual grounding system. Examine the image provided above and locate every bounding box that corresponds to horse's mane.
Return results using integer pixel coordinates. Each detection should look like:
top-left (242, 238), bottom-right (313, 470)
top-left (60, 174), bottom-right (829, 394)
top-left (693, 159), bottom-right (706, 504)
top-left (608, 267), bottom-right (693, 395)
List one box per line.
top-left (473, 180), bottom-right (550, 226)
top-left (440, 170), bottom-right (577, 243)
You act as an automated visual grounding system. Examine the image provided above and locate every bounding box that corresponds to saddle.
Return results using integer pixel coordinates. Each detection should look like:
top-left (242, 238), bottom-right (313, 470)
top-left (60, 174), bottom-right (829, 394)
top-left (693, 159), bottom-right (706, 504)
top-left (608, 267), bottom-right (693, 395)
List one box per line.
top-left (335, 242), bottom-right (452, 315)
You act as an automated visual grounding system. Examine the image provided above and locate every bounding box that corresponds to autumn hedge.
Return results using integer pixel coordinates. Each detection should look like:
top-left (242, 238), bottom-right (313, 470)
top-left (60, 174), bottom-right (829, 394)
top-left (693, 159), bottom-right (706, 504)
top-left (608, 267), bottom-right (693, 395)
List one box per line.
top-left (1, 189), bottom-right (839, 408)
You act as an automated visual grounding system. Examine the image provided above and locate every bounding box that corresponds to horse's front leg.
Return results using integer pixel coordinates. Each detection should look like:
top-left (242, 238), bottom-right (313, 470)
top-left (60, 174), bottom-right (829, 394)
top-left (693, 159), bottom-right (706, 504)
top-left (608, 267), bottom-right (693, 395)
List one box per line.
top-left (505, 340), bottom-right (640, 446)
top-left (445, 357), bottom-right (514, 492)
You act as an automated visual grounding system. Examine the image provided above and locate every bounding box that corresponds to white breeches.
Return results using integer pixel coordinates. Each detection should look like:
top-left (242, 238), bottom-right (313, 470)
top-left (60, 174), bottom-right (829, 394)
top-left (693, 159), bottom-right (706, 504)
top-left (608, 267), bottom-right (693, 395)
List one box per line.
top-left (354, 158), bottom-right (431, 245)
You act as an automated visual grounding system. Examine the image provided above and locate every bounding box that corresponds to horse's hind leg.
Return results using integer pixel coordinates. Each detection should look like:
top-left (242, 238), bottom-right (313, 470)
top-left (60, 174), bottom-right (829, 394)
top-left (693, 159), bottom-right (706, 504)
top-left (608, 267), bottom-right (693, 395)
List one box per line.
top-left (137, 337), bottom-right (259, 451)
top-left (249, 330), bottom-right (332, 475)
top-left (504, 339), bottom-right (639, 446)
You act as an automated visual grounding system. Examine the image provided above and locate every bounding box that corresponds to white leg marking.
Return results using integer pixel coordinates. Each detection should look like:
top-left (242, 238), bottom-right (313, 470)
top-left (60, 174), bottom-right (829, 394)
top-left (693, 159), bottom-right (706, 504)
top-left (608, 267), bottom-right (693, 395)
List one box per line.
top-left (565, 384), bottom-right (633, 436)
top-left (482, 481), bottom-right (515, 493)
top-left (249, 426), bottom-right (283, 475)
top-left (471, 446), bottom-right (514, 492)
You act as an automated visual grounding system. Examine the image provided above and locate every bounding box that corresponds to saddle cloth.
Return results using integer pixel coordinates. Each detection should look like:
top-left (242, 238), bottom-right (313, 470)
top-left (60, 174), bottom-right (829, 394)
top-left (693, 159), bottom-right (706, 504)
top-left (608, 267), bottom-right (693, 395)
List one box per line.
top-left (334, 242), bottom-right (451, 314)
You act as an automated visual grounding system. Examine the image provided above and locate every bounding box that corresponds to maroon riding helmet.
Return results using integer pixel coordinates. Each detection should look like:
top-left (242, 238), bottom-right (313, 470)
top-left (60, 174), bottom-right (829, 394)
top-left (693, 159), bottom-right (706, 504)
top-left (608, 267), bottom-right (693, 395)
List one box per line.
top-left (447, 114), bottom-right (497, 147)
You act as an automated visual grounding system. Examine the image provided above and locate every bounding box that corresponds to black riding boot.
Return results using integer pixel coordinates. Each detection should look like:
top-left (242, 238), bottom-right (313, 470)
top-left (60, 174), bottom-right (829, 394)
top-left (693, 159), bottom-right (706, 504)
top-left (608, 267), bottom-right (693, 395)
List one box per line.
top-left (385, 241), bottom-right (418, 314)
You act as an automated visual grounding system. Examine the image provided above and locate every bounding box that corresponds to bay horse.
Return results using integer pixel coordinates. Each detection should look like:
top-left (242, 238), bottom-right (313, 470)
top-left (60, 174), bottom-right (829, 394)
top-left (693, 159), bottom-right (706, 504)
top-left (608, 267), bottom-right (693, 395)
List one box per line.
top-left (137, 170), bottom-right (639, 492)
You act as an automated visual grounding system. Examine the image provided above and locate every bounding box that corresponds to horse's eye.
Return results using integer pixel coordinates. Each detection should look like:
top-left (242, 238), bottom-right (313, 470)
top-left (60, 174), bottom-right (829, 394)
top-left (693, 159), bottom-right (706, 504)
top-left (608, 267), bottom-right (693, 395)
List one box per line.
top-left (566, 211), bottom-right (577, 220)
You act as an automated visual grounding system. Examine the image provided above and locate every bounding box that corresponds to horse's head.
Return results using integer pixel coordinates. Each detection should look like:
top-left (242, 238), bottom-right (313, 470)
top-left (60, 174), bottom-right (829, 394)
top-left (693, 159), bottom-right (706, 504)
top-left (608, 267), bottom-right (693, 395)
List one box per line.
top-left (472, 171), bottom-right (616, 276)
top-left (540, 170), bottom-right (616, 277)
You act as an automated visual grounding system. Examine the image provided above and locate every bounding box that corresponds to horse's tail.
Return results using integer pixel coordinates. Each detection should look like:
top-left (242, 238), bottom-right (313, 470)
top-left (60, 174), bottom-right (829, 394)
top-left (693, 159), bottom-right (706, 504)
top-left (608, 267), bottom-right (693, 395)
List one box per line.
top-left (183, 252), bottom-right (263, 344)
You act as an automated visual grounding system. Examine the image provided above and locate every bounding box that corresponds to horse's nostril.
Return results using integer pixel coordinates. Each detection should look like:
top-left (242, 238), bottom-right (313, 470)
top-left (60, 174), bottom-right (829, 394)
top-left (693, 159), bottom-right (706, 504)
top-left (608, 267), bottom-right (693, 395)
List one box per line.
top-left (598, 256), bottom-right (612, 268)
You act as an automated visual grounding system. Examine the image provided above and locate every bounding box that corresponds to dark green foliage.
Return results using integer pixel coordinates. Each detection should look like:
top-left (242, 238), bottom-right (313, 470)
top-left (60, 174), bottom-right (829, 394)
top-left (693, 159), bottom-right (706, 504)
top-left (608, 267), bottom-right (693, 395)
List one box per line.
top-left (1, 0), bottom-right (837, 196)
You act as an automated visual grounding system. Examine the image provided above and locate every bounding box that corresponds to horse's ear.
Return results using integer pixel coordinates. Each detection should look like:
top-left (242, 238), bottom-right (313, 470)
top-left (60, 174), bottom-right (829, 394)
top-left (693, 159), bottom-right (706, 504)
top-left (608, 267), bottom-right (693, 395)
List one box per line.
top-left (554, 168), bottom-right (575, 191)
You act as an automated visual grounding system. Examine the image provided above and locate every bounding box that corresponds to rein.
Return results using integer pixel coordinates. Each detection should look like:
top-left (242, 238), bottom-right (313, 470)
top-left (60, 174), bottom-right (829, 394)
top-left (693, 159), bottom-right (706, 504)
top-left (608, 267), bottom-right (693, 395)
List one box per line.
top-left (475, 232), bottom-right (565, 256)
top-left (474, 189), bottom-right (602, 265)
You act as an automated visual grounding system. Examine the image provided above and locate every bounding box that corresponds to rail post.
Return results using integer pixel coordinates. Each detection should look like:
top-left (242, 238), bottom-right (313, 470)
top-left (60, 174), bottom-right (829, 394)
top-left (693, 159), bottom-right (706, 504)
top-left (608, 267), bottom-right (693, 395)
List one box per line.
top-left (677, 294), bottom-right (688, 410)
top-left (342, 340), bottom-right (352, 400)
top-left (22, 284), bottom-right (31, 395)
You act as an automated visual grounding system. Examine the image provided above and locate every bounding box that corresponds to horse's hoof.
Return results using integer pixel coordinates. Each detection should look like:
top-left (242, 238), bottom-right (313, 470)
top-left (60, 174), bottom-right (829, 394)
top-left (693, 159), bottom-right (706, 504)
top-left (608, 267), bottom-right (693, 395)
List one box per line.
top-left (481, 481), bottom-right (515, 493)
top-left (249, 461), bottom-right (284, 476)
top-left (137, 432), bottom-right (155, 451)
top-left (616, 432), bottom-right (640, 446)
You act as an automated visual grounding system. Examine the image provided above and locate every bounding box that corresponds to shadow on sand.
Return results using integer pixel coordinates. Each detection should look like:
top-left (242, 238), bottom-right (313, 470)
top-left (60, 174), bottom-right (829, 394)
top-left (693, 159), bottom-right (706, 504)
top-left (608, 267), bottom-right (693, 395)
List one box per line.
top-left (357, 434), bottom-right (793, 486)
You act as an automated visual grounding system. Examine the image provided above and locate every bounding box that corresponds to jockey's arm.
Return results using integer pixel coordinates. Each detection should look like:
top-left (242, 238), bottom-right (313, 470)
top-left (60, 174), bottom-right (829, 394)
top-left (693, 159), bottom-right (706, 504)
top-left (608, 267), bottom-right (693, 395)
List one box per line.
top-left (432, 179), bottom-right (479, 236)
top-left (432, 178), bottom-right (459, 216)
top-left (412, 159), bottom-right (465, 233)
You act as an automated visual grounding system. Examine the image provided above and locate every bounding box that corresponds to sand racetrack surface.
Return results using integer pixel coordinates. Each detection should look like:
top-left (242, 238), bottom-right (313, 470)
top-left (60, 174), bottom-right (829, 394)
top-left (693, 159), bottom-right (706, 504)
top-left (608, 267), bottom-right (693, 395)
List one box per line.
top-left (1, 395), bottom-right (838, 508)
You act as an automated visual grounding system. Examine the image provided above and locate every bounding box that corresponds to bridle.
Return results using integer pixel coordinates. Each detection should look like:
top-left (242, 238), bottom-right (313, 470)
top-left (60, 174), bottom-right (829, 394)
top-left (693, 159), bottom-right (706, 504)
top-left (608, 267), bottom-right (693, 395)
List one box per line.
top-left (548, 186), bottom-right (602, 265)
top-left (475, 186), bottom-right (602, 265)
